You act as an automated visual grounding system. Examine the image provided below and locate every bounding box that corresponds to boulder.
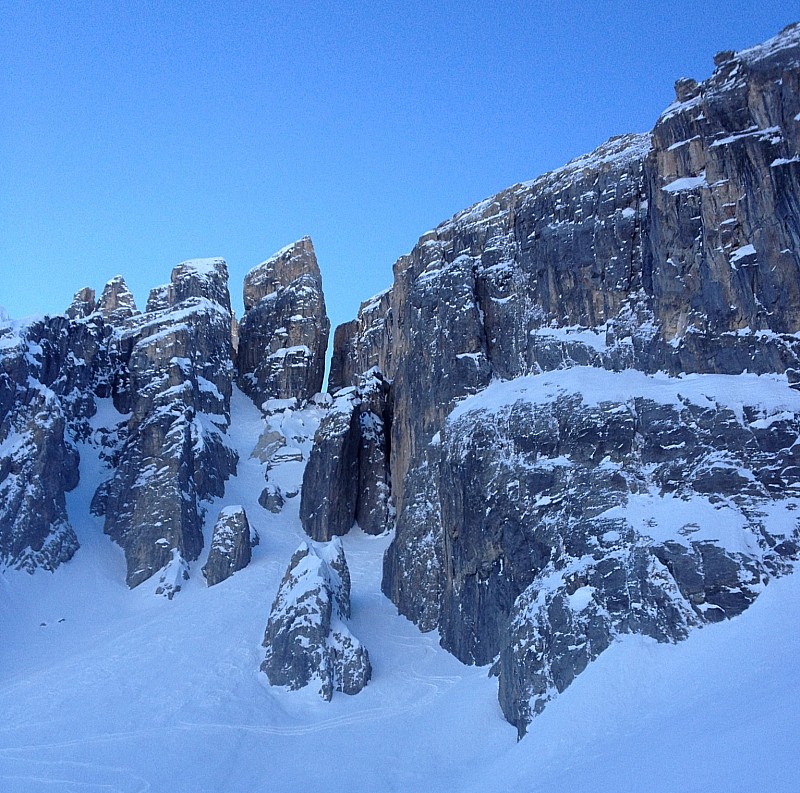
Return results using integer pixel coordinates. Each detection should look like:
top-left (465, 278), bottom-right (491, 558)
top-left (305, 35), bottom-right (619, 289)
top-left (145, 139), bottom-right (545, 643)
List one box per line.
top-left (202, 505), bottom-right (255, 586)
top-left (261, 539), bottom-right (371, 699)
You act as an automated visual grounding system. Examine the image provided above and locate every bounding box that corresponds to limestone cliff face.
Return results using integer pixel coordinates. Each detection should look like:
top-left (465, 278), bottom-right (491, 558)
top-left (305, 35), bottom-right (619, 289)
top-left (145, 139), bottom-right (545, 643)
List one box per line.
top-left (322, 23), bottom-right (800, 734)
top-left (300, 371), bottom-right (391, 541)
top-left (92, 258), bottom-right (238, 592)
top-left (644, 28), bottom-right (800, 370)
top-left (237, 237), bottom-right (330, 407)
top-left (98, 275), bottom-right (140, 325)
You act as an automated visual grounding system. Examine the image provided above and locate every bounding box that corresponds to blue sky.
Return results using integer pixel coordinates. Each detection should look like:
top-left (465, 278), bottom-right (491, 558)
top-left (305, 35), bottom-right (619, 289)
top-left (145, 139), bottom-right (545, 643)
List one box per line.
top-left (2, 1), bottom-right (798, 335)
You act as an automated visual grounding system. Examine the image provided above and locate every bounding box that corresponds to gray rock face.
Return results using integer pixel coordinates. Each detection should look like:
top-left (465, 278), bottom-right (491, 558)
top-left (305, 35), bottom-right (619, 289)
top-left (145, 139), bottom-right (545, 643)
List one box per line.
top-left (202, 505), bottom-right (255, 586)
top-left (0, 375), bottom-right (79, 572)
top-left (435, 370), bottom-right (800, 735)
top-left (66, 287), bottom-right (97, 320)
top-left (92, 258), bottom-right (238, 591)
top-left (0, 308), bottom-right (114, 572)
top-left (261, 539), bottom-right (371, 699)
top-left (328, 288), bottom-right (393, 393)
top-left (300, 372), bottom-right (391, 541)
top-left (237, 237), bottom-right (330, 406)
top-left (300, 390), bottom-right (361, 541)
top-left (316, 24), bottom-right (800, 734)
top-left (98, 275), bottom-right (140, 325)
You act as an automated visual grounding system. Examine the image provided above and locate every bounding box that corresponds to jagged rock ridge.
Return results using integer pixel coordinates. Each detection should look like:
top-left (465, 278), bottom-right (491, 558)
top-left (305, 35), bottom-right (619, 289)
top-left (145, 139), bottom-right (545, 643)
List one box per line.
top-left (3, 21), bottom-right (800, 740)
top-left (1, 240), bottom-right (332, 595)
top-left (90, 258), bottom-right (238, 593)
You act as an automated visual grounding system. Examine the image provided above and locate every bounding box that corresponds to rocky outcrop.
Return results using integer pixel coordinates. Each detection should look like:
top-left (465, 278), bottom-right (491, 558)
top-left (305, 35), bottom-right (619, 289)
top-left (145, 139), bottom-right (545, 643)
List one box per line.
top-left (300, 372), bottom-right (391, 541)
top-left (0, 372), bottom-right (79, 572)
top-left (237, 237), bottom-right (330, 407)
top-left (0, 305), bottom-right (115, 572)
top-left (92, 259), bottom-right (238, 591)
top-left (437, 369), bottom-right (800, 735)
top-left (261, 539), bottom-right (371, 699)
top-left (66, 287), bottom-right (96, 320)
top-left (202, 505), bottom-right (257, 586)
top-left (98, 275), bottom-right (139, 325)
top-left (300, 390), bottom-right (361, 541)
top-left (328, 288), bottom-right (393, 393)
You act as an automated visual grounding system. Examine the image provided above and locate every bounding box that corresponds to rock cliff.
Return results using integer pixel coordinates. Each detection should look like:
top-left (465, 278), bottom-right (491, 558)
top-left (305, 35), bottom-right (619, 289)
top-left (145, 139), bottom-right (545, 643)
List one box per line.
top-left (237, 237), bottom-right (330, 407)
top-left (0, 307), bottom-right (113, 572)
top-left (92, 258), bottom-right (238, 591)
top-left (300, 371), bottom-right (392, 541)
top-left (3, 20), bottom-right (800, 742)
top-left (319, 23), bottom-right (800, 735)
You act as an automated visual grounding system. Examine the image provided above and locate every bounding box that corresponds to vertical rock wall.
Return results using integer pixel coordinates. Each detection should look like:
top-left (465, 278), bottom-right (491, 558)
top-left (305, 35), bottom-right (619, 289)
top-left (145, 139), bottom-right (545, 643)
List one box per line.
top-left (237, 237), bottom-right (330, 407)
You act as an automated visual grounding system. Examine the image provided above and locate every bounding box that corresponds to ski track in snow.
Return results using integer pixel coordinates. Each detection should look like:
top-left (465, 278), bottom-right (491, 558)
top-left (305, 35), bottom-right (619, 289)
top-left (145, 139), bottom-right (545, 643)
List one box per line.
top-left (1, 385), bottom-right (799, 792)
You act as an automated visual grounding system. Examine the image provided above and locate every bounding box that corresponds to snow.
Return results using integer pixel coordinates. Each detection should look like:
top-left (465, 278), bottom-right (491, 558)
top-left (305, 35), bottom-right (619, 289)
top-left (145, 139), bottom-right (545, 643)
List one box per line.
top-left (1, 383), bottom-right (799, 791)
top-left (531, 324), bottom-right (609, 352)
top-left (598, 491), bottom-right (757, 554)
top-left (447, 366), bottom-right (800, 426)
top-left (730, 243), bottom-right (757, 263)
top-left (176, 257), bottom-right (226, 276)
top-left (662, 172), bottom-right (708, 192)
top-left (710, 126), bottom-right (782, 148)
top-left (771, 156), bottom-right (800, 167)
top-left (736, 22), bottom-right (800, 66)
top-left (257, 237), bottom-right (311, 268)
top-left (667, 135), bottom-right (700, 151)
top-left (360, 287), bottom-right (392, 315)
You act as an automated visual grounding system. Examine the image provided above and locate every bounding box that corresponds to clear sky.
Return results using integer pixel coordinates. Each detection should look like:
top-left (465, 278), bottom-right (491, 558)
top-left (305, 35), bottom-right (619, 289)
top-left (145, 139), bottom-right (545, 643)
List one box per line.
top-left (2, 1), bottom-right (798, 336)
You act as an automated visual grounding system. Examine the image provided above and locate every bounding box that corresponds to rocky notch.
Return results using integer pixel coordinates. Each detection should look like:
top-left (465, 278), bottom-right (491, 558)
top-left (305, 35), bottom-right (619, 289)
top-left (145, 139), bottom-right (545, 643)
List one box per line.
top-left (237, 237), bottom-right (330, 407)
top-left (261, 539), bottom-right (371, 699)
top-left (202, 505), bottom-right (258, 587)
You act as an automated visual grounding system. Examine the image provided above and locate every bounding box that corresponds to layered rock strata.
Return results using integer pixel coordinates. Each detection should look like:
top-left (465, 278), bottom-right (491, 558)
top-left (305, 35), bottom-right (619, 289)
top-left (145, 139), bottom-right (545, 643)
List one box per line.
top-left (261, 539), bottom-right (371, 699)
top-left (237, 237), bottom-right (330, 407)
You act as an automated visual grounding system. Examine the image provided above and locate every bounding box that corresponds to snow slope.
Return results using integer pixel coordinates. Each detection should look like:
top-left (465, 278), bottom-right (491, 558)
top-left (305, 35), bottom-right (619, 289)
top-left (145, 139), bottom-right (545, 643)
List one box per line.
top-left (1, 386), bottom-right (798, 792)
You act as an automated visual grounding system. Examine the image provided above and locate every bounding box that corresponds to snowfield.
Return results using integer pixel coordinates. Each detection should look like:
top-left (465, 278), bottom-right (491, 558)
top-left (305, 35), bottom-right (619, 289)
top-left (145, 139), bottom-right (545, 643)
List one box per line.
top-left (1, 385), bottom-right (798, 792)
